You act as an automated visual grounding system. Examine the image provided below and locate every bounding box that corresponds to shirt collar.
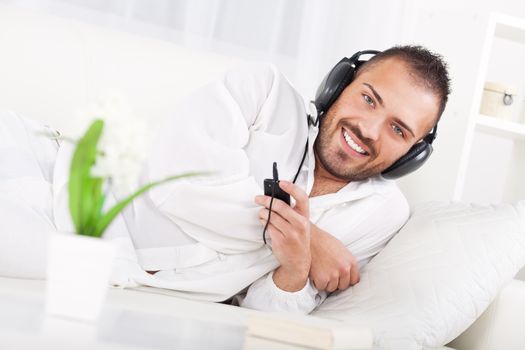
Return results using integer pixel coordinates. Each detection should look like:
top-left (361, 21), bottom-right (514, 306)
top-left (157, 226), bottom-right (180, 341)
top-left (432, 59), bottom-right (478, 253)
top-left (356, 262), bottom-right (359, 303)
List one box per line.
top-left (309, 175), bottom-right (394, 210)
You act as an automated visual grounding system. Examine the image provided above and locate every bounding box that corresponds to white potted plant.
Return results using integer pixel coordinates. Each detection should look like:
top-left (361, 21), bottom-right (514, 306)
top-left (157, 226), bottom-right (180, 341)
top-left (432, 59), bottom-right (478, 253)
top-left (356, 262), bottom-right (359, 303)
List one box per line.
top-left (45, 95), bottom-right (202, 321)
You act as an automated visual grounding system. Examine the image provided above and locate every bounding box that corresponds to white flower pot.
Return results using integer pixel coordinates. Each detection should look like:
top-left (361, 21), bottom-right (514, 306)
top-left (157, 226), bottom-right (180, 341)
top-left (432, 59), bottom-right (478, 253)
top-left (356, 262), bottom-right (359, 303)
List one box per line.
top-left (45, 232), bottom-right (116, 321)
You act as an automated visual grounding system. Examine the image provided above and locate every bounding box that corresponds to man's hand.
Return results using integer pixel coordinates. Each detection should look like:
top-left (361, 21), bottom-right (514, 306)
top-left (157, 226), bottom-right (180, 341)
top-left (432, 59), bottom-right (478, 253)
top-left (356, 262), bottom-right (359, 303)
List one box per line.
top-left (255, 180), bottom-right (311, 292)
top-left (309, 225), bottom-right (360, 292)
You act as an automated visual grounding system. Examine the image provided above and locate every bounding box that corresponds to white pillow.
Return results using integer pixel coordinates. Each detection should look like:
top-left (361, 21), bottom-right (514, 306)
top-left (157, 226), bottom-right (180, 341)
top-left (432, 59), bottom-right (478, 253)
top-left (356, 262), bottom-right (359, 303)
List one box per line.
top-left (313, 201), bottom-right (525, 350)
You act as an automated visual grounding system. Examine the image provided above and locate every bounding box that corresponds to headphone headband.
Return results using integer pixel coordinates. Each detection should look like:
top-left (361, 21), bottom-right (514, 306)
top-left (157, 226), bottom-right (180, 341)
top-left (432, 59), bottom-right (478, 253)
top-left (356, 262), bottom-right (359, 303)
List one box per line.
top-left (349, 50), bottom-right (382, 62)
top-left (314, 50), bottom-right (380, 121)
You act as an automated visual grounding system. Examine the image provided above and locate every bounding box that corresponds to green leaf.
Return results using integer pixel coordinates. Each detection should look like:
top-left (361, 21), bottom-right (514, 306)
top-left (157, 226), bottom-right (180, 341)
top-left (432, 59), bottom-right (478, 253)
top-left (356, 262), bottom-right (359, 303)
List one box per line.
top-left (83, 177), bottom-right (104, 236)
top-left (68, 119), bottom-right (104, 235)
top-left (92, 172), bottom-right (209, 238)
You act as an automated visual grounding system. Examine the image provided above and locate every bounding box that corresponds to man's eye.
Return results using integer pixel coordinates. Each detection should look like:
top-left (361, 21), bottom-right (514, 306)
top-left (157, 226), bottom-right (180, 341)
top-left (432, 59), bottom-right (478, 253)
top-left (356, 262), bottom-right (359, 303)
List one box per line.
top-left (392, 124), bottom-right (405, 138)
top-left (363, 94), bottom-right (374, 107)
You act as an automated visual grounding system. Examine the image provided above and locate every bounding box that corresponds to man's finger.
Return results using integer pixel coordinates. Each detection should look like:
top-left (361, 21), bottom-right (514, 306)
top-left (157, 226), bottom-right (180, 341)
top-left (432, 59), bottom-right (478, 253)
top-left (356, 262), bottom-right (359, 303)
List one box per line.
top-left (349, 262), bottom-right (360, 286)
top-left (258, 208), bottom-right (296, 238)
top-left (259, 219), bottom-right (284, 239)
top-left (255, 196), bottom-right (308, 229)
top-left (325, 278), bottom-right (339, 293)
top-left (337, 268), bottom-right (351, 290)
top-left (278, 180), bottom-right (309, 217)
top-left (312, 277), bottom-right (328, 291)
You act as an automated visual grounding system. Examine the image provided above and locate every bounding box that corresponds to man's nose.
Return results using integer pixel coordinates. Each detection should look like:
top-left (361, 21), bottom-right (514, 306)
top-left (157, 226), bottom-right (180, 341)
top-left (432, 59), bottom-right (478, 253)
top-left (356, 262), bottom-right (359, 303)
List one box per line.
top-left (356, 115), bottom-right (384, 141)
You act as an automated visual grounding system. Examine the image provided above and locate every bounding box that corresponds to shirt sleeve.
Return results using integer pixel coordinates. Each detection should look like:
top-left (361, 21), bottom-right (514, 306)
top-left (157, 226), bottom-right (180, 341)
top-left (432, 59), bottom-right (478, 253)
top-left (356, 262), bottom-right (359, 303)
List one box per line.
top-left (346, 183), bottom-right (410, 267)
top-left (238, 271), bottom-right (327, 314)
top-left (141, 63), bottom-right (309, 254)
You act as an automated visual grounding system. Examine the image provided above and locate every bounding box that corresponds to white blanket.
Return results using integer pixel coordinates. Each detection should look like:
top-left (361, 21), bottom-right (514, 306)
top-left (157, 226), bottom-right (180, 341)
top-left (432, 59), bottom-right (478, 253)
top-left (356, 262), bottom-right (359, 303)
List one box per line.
top-left (0, 111), bottom-right (57, 278)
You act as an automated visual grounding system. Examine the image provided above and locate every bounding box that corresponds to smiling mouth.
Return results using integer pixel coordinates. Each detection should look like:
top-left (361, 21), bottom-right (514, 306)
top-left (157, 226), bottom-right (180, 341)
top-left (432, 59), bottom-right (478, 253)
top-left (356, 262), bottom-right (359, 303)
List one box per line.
top-left (341, 128), bottom-right (369, 156)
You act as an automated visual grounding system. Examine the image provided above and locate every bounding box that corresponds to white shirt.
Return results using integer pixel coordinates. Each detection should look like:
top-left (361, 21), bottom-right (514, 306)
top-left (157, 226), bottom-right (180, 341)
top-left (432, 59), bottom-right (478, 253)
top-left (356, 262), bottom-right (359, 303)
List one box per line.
top-left (51, 63), bottom-right (410, 313)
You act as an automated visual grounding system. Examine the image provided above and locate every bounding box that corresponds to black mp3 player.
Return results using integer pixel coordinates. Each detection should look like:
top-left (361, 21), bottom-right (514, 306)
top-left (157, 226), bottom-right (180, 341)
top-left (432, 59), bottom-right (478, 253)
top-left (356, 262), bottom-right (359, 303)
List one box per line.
top-left (263, 162), bottom-right (290, 205)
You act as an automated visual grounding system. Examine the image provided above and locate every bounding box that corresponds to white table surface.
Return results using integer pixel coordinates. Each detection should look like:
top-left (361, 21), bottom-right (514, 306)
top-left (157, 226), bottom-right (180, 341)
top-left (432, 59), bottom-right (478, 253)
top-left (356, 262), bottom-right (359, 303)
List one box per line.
top-left (0, 276), bottom-right (256, 350)
top-left (0, 277), bottom-right (375, 350)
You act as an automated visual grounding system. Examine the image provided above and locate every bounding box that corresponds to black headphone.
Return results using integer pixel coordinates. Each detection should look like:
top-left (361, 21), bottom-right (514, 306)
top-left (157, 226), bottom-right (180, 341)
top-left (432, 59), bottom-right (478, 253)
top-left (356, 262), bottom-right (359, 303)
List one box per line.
top-left (313, 50), bottom-right (437, 179)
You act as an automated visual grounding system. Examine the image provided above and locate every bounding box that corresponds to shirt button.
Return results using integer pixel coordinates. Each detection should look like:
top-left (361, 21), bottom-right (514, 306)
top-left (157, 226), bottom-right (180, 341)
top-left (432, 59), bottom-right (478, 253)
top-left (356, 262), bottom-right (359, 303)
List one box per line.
top-left (218, 253), bottom-right (226, 261)
top-left (341, 202), bottom-right (348, 207)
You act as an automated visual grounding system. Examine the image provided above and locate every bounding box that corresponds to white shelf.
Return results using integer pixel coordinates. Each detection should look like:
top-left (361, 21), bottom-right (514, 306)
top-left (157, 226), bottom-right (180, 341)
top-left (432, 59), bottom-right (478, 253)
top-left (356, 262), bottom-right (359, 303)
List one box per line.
top-left (494, 14), bottom-right (525, 44)
top-left (454, 12), bottom-right (525, 203)
top-left (476, 114), bottom-right (525, 141)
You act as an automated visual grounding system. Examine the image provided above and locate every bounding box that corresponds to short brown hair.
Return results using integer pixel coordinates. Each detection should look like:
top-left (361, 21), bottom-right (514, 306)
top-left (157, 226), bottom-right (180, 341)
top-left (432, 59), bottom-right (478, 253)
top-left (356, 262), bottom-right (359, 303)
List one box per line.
top-left (357, 45), bottom-right (451, 123)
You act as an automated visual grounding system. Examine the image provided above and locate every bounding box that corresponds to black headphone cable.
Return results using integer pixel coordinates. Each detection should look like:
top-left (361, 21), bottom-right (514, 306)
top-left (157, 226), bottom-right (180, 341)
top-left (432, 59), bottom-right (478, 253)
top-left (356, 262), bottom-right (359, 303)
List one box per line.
top-left (263, 163), bottom-right (278, 245)
top-left (263, 117), bottom-right (310, 245)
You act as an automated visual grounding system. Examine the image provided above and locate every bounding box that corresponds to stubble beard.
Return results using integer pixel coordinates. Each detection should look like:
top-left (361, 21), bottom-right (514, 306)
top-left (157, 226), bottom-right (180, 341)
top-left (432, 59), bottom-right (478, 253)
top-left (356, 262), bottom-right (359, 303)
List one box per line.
top-left (314, 120), bottom-right (384, 182)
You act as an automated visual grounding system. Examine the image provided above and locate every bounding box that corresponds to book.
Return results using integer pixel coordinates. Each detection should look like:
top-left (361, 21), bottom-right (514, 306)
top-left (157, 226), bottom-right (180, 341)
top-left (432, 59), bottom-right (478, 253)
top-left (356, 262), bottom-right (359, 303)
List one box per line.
top-left (245, 313), bottom-right (373, 350)
top-left (244, 335), bottom-right (316, 350)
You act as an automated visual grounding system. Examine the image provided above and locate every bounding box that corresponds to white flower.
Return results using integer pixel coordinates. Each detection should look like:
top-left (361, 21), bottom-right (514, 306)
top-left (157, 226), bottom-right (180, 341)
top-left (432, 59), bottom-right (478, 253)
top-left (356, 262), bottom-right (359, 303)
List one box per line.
top-left (79, 91), bottom-right (152, 193)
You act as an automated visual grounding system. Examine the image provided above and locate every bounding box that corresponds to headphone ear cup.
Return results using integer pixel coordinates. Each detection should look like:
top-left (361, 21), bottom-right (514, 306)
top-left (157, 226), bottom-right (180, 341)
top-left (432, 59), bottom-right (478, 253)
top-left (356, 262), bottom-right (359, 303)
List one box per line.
top-left (315, 59), bottom-right (356, 115)
top-left (381, 142), bottom-right (433, 179)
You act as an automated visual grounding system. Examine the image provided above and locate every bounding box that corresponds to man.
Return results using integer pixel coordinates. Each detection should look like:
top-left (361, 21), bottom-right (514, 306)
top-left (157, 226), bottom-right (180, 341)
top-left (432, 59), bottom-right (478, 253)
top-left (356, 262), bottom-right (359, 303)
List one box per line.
top-left (71, 44), bottom-right (446, 313)
top-left (254, 45), bottom-right (448, 289)
top-left (1, 45), bottom-right (450, 314)
top-left (238, 45), bottom-right (449, 312)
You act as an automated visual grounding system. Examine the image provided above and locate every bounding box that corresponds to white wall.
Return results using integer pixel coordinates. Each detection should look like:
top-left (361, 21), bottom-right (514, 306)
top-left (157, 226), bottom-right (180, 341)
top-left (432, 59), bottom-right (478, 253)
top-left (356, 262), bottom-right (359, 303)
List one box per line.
top-left (2, 0), bottom-right (525, 205)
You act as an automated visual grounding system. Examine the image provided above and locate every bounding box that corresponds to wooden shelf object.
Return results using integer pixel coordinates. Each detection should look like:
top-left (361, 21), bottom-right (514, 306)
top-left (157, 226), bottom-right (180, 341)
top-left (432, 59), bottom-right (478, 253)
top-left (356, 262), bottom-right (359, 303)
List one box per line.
top-left (476, 114), bottom-right (525, 141)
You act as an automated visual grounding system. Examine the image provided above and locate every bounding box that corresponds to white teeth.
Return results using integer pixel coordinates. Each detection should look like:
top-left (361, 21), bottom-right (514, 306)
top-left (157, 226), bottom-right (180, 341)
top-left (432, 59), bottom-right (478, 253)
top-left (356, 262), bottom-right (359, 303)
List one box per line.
top-left (343, 130), bottom-right (367, 155)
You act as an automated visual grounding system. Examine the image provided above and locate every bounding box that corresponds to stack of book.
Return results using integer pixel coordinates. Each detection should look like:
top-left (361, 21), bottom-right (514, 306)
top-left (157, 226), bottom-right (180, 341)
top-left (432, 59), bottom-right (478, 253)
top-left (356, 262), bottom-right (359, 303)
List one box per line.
top-left (244, 313), bottom-right (373, 350)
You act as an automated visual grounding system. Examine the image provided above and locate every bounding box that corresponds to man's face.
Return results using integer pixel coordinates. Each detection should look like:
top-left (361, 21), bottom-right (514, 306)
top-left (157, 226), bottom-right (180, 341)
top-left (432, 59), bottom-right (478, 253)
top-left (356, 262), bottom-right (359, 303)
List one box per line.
top-left (314, 57), bottom-right (440, 182)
